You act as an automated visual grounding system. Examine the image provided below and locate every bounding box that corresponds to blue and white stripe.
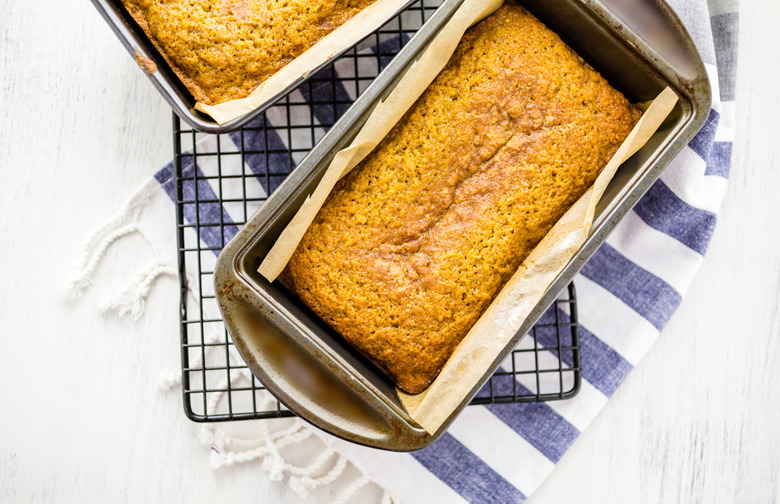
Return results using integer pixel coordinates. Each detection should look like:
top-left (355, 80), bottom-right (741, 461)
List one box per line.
top-left (150, 0), bottom-right (739, 501)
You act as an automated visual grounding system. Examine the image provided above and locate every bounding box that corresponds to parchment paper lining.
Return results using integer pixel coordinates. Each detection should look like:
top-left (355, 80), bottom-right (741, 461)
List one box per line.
top-left (195, 0), bottom-right (421, 125)
top-left (256, 0), bottom-right (678, 434)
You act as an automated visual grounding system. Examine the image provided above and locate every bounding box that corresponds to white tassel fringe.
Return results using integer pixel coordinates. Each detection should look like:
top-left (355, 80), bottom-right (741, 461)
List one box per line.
top-left (172, 336), bottom-right (395, 503)
top-left (70, 181), bottom-right (395, 502)
top-left (101, 260), bottom-right (178, 320)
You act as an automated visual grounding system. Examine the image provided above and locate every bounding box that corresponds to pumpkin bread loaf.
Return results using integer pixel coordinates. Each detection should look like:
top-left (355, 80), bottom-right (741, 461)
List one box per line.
top-left (281, 3), bottom-right (642, 394)
top-left (121, 0), bottom-right (378, 105)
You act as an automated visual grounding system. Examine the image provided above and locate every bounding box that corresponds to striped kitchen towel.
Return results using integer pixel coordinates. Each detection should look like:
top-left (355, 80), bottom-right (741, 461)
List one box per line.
top-left (68, 0), bottom-right (739, 502)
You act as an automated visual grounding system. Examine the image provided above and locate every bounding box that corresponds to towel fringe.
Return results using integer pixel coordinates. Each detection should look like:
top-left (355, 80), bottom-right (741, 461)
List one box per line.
top-left (288, 454), bottom-right (348, 499)
top-left (332, 474), bottom-right (372, 504)
top-left (65, 180), bottom-right (157, 298)
top-left (101, 260), bottom-right (178, 320)
top-left (65, 222), bottom-right (141, 297)
top-left (159, 331), bottom-right (223, 391)
top-left (158, 370), bottom-right (181, 391)
top-left (162, 336), bottom-right (395, 503)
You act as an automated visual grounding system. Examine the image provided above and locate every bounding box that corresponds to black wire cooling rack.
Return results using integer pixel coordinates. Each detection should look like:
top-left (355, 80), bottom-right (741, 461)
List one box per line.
top-left (172, 0), bottom-right (582, 423)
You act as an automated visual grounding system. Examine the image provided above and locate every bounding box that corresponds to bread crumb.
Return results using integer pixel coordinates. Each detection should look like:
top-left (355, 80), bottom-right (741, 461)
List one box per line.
top-left (134, 52), bottom-right (157, 75)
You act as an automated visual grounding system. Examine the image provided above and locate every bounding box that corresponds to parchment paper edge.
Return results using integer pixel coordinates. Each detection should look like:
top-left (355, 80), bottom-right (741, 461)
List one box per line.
top-left (195, 0), bottom-right (421, 124)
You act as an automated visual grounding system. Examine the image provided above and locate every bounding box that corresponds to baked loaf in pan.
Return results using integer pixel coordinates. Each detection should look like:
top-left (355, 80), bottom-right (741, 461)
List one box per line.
top-left (281, 3), bottom-right (642, 394)
top-left (120, 0), bottom-right (378, 105)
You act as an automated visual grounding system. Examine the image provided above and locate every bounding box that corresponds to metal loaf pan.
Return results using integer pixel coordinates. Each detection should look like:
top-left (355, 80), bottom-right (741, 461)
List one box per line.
top-left (213, 0), bottom-right (711, 451)
top-left (90, 0), bottom-right (417, 133)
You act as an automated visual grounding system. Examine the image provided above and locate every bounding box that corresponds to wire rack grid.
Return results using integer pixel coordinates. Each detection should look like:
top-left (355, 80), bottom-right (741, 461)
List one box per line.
top-left (172, 0), bottom-right (582, 423)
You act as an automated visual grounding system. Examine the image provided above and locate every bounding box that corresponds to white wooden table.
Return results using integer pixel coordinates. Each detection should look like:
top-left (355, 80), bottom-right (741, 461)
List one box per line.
top-left (1, 1), bottom-right (778, 502)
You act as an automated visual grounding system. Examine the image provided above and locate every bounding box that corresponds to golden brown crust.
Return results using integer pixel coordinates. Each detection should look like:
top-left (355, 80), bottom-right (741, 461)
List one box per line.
top-left (120, 0), bottom-right (377, 105)
top-left (281, 3), bottom-right (642, 394)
